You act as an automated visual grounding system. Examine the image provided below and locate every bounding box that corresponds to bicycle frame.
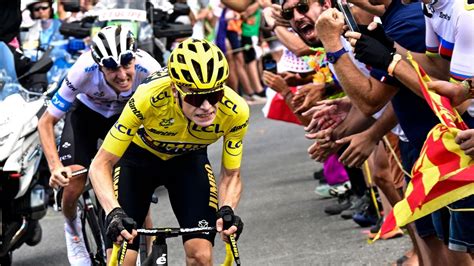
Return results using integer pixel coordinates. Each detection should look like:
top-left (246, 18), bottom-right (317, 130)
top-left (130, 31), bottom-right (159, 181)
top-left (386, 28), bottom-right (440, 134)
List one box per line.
top-left (53, 168), bottom-right (107, 265)
top-left (109, 227), bottom-right (239, 266)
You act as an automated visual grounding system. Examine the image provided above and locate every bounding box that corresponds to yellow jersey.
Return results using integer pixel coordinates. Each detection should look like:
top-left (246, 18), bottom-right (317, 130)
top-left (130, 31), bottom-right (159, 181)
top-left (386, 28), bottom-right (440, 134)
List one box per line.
top-left (101, 69), bottom-right (250, 169)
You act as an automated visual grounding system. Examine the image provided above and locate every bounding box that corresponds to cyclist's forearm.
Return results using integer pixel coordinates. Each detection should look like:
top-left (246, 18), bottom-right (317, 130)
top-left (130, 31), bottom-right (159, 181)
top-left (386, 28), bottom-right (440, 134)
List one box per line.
top-left (38, 113), bottom-right (62, 171)
top-left (89, 149), bottom-right (121, 214)
top-left (218, 168), bottom-right (242, 210)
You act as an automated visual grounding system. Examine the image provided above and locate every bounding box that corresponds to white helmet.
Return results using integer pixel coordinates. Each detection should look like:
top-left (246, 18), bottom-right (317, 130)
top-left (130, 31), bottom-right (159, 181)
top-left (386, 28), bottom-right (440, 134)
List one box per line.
top-left (91, 25), bottom-right (137, 68)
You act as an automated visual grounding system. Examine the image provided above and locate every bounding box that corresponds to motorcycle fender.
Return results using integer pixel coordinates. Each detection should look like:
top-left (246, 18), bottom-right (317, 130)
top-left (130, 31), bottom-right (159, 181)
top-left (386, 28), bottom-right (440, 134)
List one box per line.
top-left (17, 134), bottom-right (42, 199)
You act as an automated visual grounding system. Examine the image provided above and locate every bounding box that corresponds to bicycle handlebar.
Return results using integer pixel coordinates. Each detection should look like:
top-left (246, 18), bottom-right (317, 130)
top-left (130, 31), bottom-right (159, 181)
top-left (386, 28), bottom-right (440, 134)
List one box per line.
top-left (109, 226), bottom-right (240, 266)
top-left (137, 226), bottom-right (216, 237)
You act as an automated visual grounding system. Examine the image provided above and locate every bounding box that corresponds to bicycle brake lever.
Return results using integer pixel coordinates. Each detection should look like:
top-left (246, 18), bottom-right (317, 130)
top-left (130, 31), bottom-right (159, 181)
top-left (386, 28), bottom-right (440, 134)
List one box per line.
top-left (122, 217), bottom-right (137, 233)
top-left (223, 214), bottom-right (233, 230)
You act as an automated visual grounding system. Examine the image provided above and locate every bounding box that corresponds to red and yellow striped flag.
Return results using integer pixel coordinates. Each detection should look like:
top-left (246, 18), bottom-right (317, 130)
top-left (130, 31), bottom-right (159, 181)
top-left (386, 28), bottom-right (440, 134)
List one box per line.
top-left (373, 53), bottom-right (474, 241)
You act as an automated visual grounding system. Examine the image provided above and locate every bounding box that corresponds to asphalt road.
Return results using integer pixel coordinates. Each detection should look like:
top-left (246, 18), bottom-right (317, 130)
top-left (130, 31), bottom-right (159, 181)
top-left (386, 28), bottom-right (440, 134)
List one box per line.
top-left (14, 104), bottom-right (409, 265)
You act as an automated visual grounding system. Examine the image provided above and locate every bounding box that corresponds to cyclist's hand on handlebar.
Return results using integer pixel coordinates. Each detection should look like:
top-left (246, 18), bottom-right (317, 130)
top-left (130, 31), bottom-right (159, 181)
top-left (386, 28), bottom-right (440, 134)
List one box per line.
top-left (105, 207), bottom-right (137, 245)
top-left (216, 206), bottom-right (244, 242)
top-left (49, 166), bottom-right (72, 189)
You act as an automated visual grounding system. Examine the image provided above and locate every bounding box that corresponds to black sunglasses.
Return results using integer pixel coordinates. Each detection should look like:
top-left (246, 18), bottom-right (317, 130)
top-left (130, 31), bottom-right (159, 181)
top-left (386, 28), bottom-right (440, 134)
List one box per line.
top-left (281, 0), bottom-right (310, 20)
top-left (176, 86), bottom-right (225, 107)
top-left (100, 51), bottom-right (135, 70)
top-left (33, 4), bottom-right (50, 12)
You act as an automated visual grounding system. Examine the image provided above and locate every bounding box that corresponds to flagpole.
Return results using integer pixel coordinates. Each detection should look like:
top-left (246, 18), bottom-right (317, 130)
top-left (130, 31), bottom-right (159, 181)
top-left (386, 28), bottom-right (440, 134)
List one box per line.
top-left (363, 160), bottom-right (381, 219)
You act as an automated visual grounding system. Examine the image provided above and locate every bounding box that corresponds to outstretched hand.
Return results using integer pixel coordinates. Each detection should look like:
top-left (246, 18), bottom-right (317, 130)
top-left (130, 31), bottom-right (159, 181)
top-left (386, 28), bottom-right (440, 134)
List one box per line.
top-left (455, 129), bottom-right (474, 157)
top-left (336, 131), bottom-right (378, 168)
top-left (263, 71), bottom-right (289, 94)
top-left (303, 97), bottom-right (351, 134)
top-left (293, 83), bottom-right (326, 114)
top-left (427, 80), bottom-right (469, 107)
top-left (307, 135), bottom-right (342, 162)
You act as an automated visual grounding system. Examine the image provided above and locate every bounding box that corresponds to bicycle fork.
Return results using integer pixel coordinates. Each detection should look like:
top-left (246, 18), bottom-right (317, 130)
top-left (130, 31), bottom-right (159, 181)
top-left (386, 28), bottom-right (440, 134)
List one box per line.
top-left (142, 236), bottom-right (168, 266)
top-left (82, 191), bottom-right (106, 265)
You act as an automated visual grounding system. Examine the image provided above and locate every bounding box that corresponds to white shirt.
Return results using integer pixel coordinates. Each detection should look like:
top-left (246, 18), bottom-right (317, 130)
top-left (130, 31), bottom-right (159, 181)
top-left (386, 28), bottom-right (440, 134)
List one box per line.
top-left (47, 50), bottom-right (161, 118)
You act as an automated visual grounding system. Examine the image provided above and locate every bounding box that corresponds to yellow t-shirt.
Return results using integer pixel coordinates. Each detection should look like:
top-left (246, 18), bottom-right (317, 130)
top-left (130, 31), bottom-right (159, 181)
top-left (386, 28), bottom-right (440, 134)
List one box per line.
top-left (101, 69), bottom-right (250, 170)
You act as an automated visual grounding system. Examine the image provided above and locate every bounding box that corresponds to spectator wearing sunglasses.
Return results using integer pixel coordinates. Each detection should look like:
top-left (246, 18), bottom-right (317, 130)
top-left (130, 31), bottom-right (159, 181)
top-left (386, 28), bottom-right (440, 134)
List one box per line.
top-left (37, 25), bottom-right (161, 266)
top-left (23, 0), bottom-right (59, 53)
top-left (20, 0), bottom-right (65, 91)
top-left (26, 0), bottom-right (54, 20)
top-left (89, 38), bottom-right (249, 265)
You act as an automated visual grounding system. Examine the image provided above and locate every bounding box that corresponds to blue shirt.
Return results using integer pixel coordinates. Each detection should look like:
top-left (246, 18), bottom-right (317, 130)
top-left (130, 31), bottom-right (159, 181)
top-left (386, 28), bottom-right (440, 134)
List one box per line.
top-left (381, 0), bottom-right (426, 53)
top-left (373, 0), bottom-right (436, 152)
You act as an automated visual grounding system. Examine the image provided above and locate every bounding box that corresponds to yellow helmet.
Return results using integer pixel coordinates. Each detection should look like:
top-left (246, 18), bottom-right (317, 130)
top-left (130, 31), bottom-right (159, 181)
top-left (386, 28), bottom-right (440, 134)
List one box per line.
top-left (168, 39), bottom-right (229, 91)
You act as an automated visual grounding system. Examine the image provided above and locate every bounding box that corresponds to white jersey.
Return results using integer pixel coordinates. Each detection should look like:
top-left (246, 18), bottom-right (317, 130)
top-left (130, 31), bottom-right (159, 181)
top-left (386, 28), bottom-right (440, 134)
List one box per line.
top-left (424, 0), bottom-right (474, 81)
top-left (48, 49), bottom-right (161, 118)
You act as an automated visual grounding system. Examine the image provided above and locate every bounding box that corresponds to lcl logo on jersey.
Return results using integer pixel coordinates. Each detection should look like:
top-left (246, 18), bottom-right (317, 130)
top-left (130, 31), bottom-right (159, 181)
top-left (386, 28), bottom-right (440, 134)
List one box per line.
top-left (224, 140), bottom-right (242, 156)
top-left (191, 124), bottom-right (224, 134)
top-left (114, 122), bottom-right (134, 136)
top-left (221, 98), bottom-right (238, 114)
top-left (188, 124), bottom-right (224, 140)
top-left (150, 91), bottom-right (171, 107)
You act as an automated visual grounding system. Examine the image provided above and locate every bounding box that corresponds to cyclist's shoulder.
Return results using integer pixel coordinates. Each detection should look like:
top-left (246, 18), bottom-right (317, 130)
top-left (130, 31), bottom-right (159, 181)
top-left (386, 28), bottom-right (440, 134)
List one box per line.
top-left (133, 69), bottom-right (173, 106)
top-left (59, 51), bottom-right (97, 92)
top-left (219, 86), bottom-right (250, 118)
top-left (72, 50), bottom-right (100, 74)
top-left (134, 49), bottom-right (162, 74)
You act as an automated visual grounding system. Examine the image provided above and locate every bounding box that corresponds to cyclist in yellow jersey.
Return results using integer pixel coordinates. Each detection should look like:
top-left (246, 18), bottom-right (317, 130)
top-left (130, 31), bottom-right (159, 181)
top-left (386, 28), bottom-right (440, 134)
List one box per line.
top-left (89, 38), bottom-right (249, 265)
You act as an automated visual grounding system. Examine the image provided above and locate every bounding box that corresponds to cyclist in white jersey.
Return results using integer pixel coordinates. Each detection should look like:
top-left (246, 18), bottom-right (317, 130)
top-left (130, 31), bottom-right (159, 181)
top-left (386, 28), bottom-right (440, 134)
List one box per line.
top-left (424, 0), bottom-right (474, 81)
top-left (38, 25), bottom-right (161, 265)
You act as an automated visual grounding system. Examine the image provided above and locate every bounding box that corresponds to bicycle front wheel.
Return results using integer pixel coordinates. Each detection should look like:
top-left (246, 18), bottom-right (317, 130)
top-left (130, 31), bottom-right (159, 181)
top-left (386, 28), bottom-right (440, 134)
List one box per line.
top-left (80, 200), bottom-right (107, 266)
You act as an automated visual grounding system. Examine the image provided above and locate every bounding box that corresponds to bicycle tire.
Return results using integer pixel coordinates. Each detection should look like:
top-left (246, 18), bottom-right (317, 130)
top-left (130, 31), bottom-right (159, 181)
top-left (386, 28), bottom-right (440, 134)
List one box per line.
top-left (80, 200), bottom-right (107, 266)
top-left (138, 235), bottom-right (149, 265)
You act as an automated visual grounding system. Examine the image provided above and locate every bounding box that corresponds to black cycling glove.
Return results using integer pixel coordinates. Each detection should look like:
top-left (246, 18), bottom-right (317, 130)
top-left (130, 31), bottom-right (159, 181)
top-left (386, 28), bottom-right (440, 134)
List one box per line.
top-left (105, 207), bottom-right (137, 243)
top-left (217, 205), bottom-right (244, 241)
top-left (354, 34), bottom-right (395, 71)
top-left (359, 23), bottom-right (395, 50)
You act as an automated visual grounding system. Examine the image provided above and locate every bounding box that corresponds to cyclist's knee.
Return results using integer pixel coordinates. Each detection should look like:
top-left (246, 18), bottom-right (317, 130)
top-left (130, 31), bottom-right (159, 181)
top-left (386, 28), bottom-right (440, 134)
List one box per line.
top-left (185, 251), bottom-right (212, 266)
top-left (62, 179), bottom-right (86, 203)
top-left (184, 239), bottom-right (212, 265)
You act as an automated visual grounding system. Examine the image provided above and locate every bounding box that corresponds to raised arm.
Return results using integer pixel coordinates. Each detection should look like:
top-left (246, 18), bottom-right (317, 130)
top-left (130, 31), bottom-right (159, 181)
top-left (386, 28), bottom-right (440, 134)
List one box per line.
top-left (316, 9), bottom-right (399, 116)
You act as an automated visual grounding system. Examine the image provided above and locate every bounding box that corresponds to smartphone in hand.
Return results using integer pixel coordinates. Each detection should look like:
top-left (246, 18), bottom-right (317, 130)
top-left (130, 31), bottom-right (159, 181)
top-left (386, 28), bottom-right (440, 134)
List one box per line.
top-left (337, 0), bottom-right (359, 32)
top-left (263, 54), bottom-right (277, 74)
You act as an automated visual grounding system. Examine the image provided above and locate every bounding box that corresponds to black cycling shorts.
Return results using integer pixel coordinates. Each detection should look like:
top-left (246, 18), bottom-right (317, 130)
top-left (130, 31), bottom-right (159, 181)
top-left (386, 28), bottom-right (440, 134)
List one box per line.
top-left (58, 101), bottom-right (119, 167)
top-left (105, 143), bottom-right (219, 250)
top-left (241, 36), bottom-right (256, 63)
